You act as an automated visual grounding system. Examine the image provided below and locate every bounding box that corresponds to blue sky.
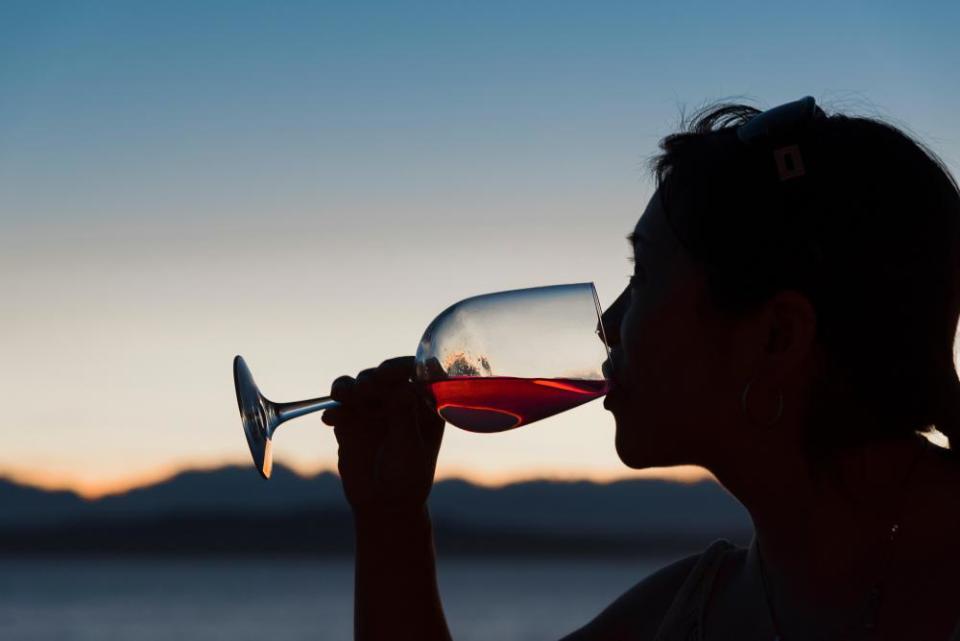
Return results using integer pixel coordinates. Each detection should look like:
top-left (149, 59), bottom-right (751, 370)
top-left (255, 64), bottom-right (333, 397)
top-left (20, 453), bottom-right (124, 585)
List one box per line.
top-left (2, 1), bottom-right (958, 495)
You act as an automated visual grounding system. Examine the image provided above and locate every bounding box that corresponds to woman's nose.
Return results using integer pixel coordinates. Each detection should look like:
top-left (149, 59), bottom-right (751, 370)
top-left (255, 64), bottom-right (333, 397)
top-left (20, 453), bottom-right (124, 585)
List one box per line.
top-left (598, 287), bottom-right (628, 348)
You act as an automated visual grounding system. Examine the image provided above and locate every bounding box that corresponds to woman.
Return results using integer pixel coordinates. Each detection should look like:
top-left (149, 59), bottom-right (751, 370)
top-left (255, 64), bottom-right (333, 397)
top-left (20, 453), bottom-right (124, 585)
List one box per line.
top-left (321, 96), bottom-right (960, 640)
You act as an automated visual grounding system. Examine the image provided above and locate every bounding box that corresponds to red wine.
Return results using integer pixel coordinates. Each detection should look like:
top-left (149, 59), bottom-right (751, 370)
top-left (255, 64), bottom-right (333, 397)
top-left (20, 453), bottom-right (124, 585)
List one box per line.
top-left (427, 376), bottom-right (610, 433)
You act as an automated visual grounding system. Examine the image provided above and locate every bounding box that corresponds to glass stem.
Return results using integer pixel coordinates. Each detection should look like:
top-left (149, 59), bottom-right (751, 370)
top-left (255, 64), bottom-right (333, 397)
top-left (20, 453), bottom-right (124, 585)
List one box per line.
top-left (275, 396), bottom-right (341, 423)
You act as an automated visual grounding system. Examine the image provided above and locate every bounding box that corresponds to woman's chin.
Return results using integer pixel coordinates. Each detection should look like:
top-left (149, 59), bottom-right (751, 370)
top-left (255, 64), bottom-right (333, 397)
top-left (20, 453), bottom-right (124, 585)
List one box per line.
top-left (615, 431), bottom-right (661, 469)
top-left (614, 421), bottom-right (682, 469)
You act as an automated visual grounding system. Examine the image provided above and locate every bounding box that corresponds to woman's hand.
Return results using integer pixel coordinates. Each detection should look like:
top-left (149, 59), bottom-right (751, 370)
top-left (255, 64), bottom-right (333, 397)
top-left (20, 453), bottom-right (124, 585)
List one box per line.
top-left (324, 356), bottom-right (454, 641)
top-left (321, 355), bottom-right (445, 514)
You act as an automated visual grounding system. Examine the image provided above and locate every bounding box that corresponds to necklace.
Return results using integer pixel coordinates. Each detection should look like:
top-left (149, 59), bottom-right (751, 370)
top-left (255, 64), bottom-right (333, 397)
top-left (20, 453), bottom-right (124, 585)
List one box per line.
top-left (755, 437), bottom-right (930, 641)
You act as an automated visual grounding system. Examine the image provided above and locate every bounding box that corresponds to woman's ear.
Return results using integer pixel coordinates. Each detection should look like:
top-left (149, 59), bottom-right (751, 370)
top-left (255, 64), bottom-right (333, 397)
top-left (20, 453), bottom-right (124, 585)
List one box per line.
top-left (764, 289), bottom-right (818, 383)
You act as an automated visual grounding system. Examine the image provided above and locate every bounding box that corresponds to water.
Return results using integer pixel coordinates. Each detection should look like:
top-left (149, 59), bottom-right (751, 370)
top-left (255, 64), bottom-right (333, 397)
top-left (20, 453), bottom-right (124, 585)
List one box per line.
top-left (0, 557), bottom-right (672, 641)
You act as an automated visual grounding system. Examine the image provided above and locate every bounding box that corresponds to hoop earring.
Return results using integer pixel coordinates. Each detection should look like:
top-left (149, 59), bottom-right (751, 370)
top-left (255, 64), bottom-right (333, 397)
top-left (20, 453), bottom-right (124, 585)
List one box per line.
top-left (741, 377), bottom-right (784, 428)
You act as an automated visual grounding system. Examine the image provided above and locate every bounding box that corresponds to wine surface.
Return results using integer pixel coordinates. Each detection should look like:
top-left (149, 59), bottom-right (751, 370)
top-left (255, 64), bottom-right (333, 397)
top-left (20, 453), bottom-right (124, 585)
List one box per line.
top-left (428, 376), bottom-right (610, 432)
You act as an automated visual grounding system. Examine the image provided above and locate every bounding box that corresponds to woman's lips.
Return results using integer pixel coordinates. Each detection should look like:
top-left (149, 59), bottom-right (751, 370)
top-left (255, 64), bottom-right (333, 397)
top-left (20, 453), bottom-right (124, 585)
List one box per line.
top-left (602, 357), bottom-right (625, 409)
top-left (603, 383), bottom-right (623, 409)
top-left (602, 359), bottom-right (616, 381)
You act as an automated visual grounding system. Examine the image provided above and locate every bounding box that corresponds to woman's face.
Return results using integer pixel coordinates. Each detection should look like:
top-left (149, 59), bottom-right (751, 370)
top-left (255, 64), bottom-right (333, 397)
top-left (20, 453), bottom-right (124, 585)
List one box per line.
top-left (602, 191), bottom-right (749, 469)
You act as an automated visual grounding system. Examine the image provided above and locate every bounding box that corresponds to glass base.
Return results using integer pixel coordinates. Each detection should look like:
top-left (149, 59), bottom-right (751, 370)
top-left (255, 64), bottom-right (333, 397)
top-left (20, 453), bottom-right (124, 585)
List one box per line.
top-left (233, 355), bottom-right (274, 479)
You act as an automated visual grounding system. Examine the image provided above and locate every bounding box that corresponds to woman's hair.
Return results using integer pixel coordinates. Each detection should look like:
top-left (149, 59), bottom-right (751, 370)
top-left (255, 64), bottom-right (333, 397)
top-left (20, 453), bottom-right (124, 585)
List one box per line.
top-left (648, 99), bottom-right (960, 460)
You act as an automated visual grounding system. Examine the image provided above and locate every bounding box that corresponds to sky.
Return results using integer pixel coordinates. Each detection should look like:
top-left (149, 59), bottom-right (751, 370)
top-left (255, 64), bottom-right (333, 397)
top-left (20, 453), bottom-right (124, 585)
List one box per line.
top-left (2, 1), bottom-right (959, 497)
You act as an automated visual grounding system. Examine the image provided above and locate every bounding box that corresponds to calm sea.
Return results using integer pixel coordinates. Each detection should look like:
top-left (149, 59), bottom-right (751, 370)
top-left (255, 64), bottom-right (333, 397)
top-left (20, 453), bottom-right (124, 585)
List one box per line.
top-left (0, 557), bottom-right (671, 641)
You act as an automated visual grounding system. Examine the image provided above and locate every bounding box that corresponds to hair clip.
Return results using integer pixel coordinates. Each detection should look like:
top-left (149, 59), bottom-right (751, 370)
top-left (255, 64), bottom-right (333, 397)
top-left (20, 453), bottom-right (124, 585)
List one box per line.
top-left (738, 96), bottom-right (824, 183)
top-left (774, 144), bottom-right (806, 181)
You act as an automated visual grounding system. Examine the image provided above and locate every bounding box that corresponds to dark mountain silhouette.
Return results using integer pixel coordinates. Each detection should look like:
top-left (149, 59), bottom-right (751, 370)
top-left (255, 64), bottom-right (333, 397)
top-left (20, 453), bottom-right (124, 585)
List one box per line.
top-left (0, 465), bottom-right (753, 557)
top-left (429, 477), bottom-right (746, 537)
top-left (0, 481), bottom-right (87, 527)
top-left (89, 465), bottom-right (346, 519)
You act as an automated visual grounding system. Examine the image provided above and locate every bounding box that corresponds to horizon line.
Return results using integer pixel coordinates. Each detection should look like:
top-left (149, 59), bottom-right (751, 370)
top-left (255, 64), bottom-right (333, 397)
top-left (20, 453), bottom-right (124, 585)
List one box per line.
top-left (8, 430), bottom-right (947, 499)
top-left (1, 459), bottom-right (717, 500)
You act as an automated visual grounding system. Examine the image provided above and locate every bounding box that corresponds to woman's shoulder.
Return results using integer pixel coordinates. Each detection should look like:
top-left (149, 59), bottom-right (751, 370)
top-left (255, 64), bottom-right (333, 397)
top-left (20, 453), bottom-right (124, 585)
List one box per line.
top-left (559, 539), bottom-right (739, 641)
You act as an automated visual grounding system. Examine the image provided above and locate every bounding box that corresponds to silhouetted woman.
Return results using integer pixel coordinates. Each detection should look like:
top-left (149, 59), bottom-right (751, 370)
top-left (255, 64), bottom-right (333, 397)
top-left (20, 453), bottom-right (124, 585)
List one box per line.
top-left (322, 96), bottom-right (960, 640)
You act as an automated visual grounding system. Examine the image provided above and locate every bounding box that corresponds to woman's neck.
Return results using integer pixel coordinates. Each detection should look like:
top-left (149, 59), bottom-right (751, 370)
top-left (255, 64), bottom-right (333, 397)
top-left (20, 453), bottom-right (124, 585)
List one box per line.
top-left (712, 432), bottom-right (937, 639)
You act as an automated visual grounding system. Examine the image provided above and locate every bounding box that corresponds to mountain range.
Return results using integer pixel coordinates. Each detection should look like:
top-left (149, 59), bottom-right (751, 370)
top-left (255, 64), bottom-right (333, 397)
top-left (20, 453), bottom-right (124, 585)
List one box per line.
top-left (0, 465), bottom-right (754, 557)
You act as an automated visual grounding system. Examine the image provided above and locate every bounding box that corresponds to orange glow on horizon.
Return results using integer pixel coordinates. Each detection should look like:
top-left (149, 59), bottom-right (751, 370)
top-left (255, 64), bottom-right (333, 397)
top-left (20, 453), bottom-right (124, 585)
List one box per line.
top-left (433, 464), bottom-right (716, 488)
top-left (10, 430), bottom-right (949, 499)
top-left (16, 434), bottom-right (949, 500)
top-left (0, 458), bottom-right (254, 499)
top-left (0, 459), bottom-right (717, 500)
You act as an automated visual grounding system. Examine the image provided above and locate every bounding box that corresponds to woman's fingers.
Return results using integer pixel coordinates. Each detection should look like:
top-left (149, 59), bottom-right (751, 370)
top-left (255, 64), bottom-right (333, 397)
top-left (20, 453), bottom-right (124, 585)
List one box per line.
top-left (329, 357), bottom-right (415, 406)
top-left (325, 356), bottom-right (422, 426)
top-left (330, 374), bottom-right (356, 404)
top-left (355, 367), bottom-right (385, 407)
top-left (324, 356), bottom-right (444, 511)
top-left (377, 355), bottom-right (416, 383)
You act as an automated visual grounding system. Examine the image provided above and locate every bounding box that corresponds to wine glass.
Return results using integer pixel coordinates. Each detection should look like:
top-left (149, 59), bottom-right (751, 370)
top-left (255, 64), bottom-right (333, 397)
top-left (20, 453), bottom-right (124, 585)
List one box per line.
top-left (233, 282), bottom-right (611, 479)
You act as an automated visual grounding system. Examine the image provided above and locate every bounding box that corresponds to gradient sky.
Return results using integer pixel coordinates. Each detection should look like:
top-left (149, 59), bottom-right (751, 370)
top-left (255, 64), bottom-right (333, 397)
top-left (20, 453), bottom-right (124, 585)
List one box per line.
top-left (3, 1), bottom-right (959, 497)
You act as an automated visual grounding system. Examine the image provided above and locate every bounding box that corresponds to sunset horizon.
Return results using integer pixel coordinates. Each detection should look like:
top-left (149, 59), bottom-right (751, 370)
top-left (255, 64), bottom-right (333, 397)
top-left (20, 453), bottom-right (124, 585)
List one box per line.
top-left (2, 457), bottom-right (717, 500)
